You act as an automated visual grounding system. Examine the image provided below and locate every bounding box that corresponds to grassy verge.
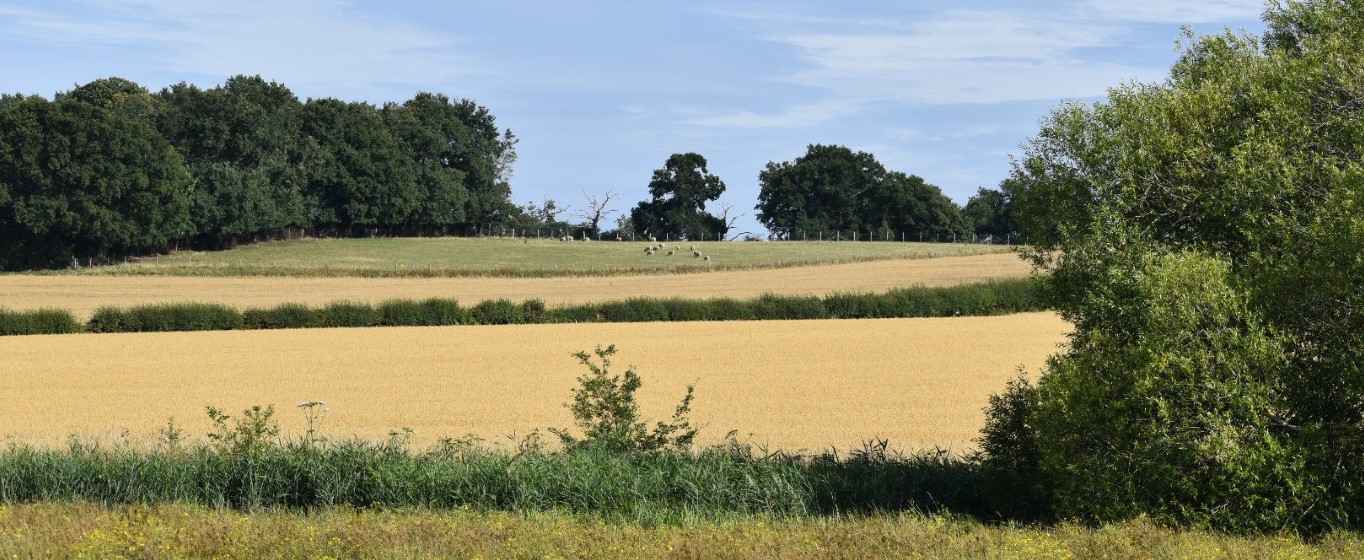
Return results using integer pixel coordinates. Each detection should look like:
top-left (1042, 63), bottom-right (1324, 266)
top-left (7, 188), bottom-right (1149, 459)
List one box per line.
top-left (2, 502), bottom-right (1356, 559)
top-left (12, 278), bottom-right (1044, 335)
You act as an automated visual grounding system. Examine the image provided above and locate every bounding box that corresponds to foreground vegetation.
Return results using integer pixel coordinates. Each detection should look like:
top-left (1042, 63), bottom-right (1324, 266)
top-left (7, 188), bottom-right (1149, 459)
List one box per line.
top-left (978, 0), bottom-right (1364, 536)
top-left (0, 278), bottom-right (1041, 335)
top-left (4, 502), bottom-right (1358, 560)
top-left (63, 238), bottom-right (1006, 277)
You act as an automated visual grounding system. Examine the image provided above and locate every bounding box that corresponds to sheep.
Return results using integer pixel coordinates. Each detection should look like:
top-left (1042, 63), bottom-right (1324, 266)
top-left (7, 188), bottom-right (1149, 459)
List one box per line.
top-left (667, 250), bottom-right (675, 256)
top-left (703, 255), bottom-right (710, 261)
top-left (645, 249), bottom-right (655, 256)
top-left (692, 250), bottom-right (701, 258)
top-left (644, 246), bottom-right (654, 254)
top-left (689, 245), bottom-right (695, 252)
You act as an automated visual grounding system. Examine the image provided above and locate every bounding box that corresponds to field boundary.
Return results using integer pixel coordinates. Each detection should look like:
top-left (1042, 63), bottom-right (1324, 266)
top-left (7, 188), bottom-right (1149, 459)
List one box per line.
top-left (1, 278), bottom-right (1045, 335)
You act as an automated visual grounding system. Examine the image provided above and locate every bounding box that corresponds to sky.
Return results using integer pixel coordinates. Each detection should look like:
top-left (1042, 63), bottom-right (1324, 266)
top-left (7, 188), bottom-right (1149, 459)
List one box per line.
top-left (0, 0), bottom-right (1268, 236)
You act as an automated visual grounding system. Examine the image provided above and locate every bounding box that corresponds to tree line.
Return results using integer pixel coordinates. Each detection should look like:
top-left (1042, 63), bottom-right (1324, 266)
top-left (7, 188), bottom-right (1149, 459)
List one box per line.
top-left (518, 147), bottom-right (1014, 243)
top-left (0, 75), bottom-right (517, 270)
top-left (0, 75), bottom-right (1011, 270)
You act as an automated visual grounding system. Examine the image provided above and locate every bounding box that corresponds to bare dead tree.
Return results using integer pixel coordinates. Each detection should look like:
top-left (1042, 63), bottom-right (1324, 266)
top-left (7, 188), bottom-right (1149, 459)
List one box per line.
top-left (574, 190), bottom-right (620, 237)
top-left (719, 201), bottom-right (746, 240)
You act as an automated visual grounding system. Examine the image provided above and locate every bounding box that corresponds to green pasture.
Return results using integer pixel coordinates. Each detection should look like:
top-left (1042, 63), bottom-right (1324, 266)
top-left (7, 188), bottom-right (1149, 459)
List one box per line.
top-left (66, 237), bottom-right (1009, 277)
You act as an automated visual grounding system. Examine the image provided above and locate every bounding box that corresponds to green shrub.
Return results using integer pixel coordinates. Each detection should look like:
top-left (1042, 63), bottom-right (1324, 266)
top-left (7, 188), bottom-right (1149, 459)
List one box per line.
top-left (660, 298), bottom-right (709, 321)
top-left (0, 308), bottom-right (80, 335)
top-left (243, 303), bottom-right (316, 329)
top-left (87, 306), bottom-right (133, 333)
top-left (752, 294), bottom-right (828, 320)
top-left (705, 298), bottom-right (751, 321)
top-left (995, 253), bottom-right (1306, 532)
top-left (316, 302), bottom-right (378, 328)
top-left (550, 345), bottom-right (697, 453)
top-left (599, 298), bottom-right (668, 323)
top-left (822, 292), bottom-right (883, 319)
top-left (377, 299), bottom-right (426, 326)
top-left (417, 298), bottom-right (467, 325)
top-left (520, 299), bottom-right (546, 323)
top-left (86, 303), bottom-right (240, 332)
top-left (468, 299), bottom-right (523, 325)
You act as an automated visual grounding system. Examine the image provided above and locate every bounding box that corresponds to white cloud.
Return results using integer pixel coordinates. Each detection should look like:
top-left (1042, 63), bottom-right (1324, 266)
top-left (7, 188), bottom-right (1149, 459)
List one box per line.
top-left (0, 0), bottom-right (470, 97)
top-left (1082, 0), bottom-right (1265, 24)
top-left (683, 99), bottom-right (861, 128)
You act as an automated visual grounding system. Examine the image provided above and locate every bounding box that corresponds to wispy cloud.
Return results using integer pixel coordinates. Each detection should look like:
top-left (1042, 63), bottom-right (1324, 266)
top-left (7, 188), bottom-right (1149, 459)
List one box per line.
top-left (682, 99), bottom-right (862, 129)
top-left (688, 6), bottom-right (1168, 128)
top-left (1082, 0), bottom-right (1265, 24)
top-left (0, 0), bottom-right (469, 97)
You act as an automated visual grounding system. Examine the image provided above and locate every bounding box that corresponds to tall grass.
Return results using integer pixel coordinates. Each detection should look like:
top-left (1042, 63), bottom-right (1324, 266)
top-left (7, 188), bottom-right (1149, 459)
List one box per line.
top-left (0, 438), bottom-right (991, 523)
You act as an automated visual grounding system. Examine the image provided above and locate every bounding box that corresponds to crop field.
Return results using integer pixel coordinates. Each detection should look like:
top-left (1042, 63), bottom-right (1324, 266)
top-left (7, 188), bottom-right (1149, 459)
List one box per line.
top-left (70, 237), bottom-right (1007, 277)
top-left (0, 313), bottom-right (1067, 452)
top-left (0, 252), bottom-right (1031, 320)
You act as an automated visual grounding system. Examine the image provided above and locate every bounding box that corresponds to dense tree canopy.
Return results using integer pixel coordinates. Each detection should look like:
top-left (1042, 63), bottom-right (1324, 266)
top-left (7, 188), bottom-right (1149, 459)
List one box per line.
top-left (756, 145), bottom-right (966, 240)
top-left (629, 153), bottom-right (727, 240)
top-left (984, 0), bottom-right (1364, 533)
top-left (961, 185), bottom-right (1014, 239)
top-left (0, 76), bottom-right (517, 269)
top-left (0, 94), bottom-right (193, 269)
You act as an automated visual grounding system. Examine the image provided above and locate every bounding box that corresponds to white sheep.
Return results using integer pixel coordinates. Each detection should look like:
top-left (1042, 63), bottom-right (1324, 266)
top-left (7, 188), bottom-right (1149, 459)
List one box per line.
top-left (667, 250), bottom-right (675, 256)
top-left (692, 250), bottom-right (701, 258)
top-left (703, 255), bottom-right (710, 261)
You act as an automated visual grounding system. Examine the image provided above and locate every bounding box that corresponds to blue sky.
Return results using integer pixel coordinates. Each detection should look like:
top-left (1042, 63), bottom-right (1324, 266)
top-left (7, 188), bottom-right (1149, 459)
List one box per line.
top-left (0, 1), bottom-right (1266, 235)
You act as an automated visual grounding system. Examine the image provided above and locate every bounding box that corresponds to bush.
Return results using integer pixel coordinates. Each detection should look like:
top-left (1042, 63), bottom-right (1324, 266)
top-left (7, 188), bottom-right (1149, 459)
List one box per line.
top-left (468, 299), bottom-right (523, 325)
top-left (242, 303), bottom-right (316, 329)
top-left (0, 308), bottom-right (80, 335)
top-left (599, 298), bottom-right (668, 323)
top-left (87, 303), bottom-right (241, 332)
top-left (993, 252), bottom-right (1306, 532)
top-left (550, 345), bottom-right (697, 453)
top-left (315, 302), bottom-right (378, 328)
top-left (752, 294), bottom-right (827, 320)
top-left (822, 292), bottom-right (883, 319)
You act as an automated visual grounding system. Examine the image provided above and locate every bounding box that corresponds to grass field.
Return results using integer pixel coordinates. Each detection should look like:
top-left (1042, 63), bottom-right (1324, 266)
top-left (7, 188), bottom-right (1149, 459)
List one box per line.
top-left (68, 238), bottom-right (1008, 277)
top-left (0, 313), bottom-right (1067, 452)
top-left (2, 502), bottom-right (1356, 559)
top-left (0, 252), bottom-right (1032, 320)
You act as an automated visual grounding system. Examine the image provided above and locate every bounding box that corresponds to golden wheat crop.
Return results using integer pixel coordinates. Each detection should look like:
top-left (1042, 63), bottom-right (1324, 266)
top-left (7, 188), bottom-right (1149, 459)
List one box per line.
top-left (0, 313), bottom-right (1067, 452)
top-left (0, 253), bottom-right (1030, 320)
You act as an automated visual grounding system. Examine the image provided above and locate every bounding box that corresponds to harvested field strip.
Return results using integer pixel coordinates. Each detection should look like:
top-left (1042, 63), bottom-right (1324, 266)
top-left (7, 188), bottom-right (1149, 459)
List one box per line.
top-left (0, 313), bottom-right (1068, 452)
top-left (0, 252), bottom-right (1030, 321)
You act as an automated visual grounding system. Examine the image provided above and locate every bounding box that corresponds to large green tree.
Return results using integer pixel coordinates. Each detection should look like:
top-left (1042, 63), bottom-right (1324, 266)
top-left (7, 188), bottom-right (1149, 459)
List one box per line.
top-left (983, 0), bottom-right (1364, 533)
top-left (961, 185), bottom-right (1014, 240)
top-left (629, 152), bottom-right (727, 240)
top-left (756, 144), bottom-right (965, 240)
top-left (302, 98), bottom-right (418, 235)
top-left (0, 92), bottom-right (193, 269)
top-left (155, 76), bottom-right (311, 247)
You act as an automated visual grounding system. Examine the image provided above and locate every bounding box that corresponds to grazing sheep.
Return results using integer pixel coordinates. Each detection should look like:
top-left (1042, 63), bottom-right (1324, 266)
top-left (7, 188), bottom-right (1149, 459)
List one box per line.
top-left (667, 250), bottom-right (675, 256)
top-left (703, 255), bottom-right (710, 261)
top-left (646, 249), bottom-right (655, 256)
top-left (689, 245), bottom-right (695, 252)
top-left (692, 250), bottom-right (701, 258)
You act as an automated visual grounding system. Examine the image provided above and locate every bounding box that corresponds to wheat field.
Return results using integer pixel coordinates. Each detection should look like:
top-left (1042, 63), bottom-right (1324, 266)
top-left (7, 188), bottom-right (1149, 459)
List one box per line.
top-left (0, 313), bottom-right (1067, 452)
top-left (0, 252), bottom-right (1031, 320)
